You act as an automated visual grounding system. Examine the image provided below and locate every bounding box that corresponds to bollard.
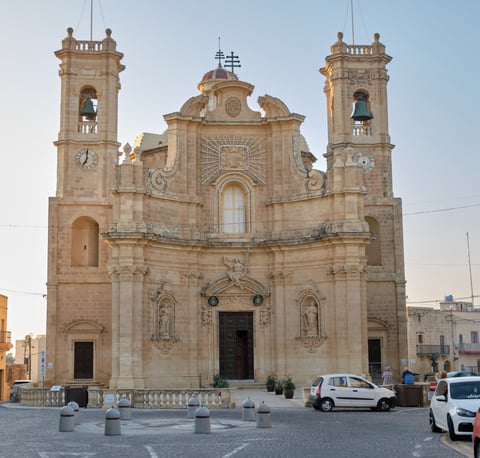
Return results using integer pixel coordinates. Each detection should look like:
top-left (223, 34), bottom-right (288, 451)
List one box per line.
top-left (59, 405), bottom-right (75, 432)
top-left (242, 397), bottom-right (256, 421)
top-left (188, 396), bottom-right (200, 419)
top-left (118, 397), bottom-right (131, 420)
top-left (68, 401), bottom-right (80, 425)
top-left (256, 401), bottom-right (272, 428)
top-left (104, 408), bottom-right (121, 436)
top-left (194, 406), bottom-right (210, 434)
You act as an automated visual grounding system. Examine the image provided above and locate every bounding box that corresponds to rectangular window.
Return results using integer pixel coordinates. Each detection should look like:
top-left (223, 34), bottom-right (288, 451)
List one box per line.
top-left (417, 334), bottom-right (423, 344)
top-left (472, 331), bottom-right (479, 344)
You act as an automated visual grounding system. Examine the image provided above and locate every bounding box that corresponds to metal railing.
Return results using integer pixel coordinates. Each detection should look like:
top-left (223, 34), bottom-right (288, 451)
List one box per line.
top-left (416, 344), bottom-right (450, 356)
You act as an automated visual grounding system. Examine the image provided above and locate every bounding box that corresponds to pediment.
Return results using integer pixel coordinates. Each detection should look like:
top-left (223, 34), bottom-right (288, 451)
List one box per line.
top-left (63, 319), bottom-right (105, 334)
top-left (202, 275), bottom-right (269, 297)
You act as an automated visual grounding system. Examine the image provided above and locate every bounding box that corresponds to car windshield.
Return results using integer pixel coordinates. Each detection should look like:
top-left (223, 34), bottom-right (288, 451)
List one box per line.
top-left (450, 381), bottom-right (480, 399)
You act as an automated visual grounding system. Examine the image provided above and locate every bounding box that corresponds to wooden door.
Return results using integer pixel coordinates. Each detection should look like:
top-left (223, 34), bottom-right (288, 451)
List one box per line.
top-left (74, 341), bottom-right (93, 379)
top-left (219, 312), bottom-right (253, 379)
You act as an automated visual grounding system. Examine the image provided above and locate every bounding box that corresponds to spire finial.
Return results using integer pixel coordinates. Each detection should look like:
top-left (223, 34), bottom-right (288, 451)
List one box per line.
top-left (225, 51), bottom-right (241, 74)
top-left (215, 37), bottom-right (225, 68)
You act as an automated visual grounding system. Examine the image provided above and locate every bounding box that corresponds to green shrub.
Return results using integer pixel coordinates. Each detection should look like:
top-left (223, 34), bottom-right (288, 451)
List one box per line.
top-left (212, 373), bottom-right (229, 388)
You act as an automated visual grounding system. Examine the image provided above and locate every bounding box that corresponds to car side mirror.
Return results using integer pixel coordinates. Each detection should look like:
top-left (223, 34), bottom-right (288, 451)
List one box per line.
top-left (435, 394), bottom-right (447, 402)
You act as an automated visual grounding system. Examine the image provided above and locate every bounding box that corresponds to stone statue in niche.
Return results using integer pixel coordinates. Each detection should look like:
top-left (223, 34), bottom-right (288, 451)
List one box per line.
top-left (158, 305), bottom-right (171, 338)
top-left (302, 299), bottom-right (319, 337)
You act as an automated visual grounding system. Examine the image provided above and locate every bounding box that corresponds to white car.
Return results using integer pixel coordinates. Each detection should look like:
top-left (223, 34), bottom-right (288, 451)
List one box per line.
top-left (308, 373), bottom-right (397, 412)
top-left (429, 376), bottom-right (480, 440)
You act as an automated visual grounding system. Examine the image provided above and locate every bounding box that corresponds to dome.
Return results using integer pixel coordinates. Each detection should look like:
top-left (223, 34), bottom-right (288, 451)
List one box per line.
top-left (201, 66), bottom-right (238, 83)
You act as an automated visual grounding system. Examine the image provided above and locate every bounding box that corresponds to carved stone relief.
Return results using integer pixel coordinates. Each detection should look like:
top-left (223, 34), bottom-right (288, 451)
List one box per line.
top-left (225, 97), bottom-right (242, 117)
top-left (201, 136), bottom-right (266, 184)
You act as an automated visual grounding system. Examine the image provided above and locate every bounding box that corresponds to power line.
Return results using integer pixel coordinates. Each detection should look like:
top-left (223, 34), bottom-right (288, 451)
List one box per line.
top-left (0, 288), bottom-right (46, 298)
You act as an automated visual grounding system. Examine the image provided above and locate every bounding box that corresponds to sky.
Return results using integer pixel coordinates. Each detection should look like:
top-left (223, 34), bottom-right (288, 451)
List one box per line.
top-left (1, 0), bottom-right (480, 354)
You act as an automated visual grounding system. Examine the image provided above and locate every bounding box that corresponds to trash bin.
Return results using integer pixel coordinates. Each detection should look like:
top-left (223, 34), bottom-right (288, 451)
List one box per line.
top-left (394, 384), bottom-right (423, 407)
top-left (65, 386), bottom-right (88, 407)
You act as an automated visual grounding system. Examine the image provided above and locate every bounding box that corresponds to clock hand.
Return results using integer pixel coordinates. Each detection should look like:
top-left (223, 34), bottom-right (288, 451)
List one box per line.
top-left (82, 150), bottom-right (89, 165)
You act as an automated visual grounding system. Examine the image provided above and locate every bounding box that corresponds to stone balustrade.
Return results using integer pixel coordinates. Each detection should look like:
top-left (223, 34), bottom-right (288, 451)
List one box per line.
top-left (19, 387), bottom-right (237, 409)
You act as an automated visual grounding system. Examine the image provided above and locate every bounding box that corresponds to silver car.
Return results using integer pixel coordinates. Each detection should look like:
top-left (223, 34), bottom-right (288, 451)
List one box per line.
top-left (309, 373), bottom-right (397, 412)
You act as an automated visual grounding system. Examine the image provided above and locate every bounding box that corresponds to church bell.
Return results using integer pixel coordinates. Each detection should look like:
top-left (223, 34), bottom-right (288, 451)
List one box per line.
top-left (351, 93), bottom-right (373, 122)
top-left (80, 98), bottom-right (97, 120)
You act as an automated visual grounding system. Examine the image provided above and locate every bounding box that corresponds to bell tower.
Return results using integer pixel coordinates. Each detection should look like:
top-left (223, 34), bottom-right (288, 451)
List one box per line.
top-left (320, 32), bottom-right (407, 378)
top-left (45, 28), bottom-right (124, 387)
top-left (321, 32), bottom-right (393, 199)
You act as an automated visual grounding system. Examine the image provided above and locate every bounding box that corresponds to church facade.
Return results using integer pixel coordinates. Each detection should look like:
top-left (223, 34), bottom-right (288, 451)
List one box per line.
top-left (45, 28), bottom-right (407, 389)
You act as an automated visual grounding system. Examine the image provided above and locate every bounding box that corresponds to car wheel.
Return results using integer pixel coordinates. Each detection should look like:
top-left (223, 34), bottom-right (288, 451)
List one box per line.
top-left (320, 398), bottom-right (334, 412)
top-left (429, 410), bottom-right (441, 433)
top-left (447, 415), bottom-right (459, 441)
top-left (377, 398), bottom-right (391, 412)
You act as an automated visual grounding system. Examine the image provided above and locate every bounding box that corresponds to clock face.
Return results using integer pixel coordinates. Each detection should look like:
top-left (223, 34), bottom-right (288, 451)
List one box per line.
top-left (75, 148), bottom-right (98, 170)
top-left (353, 152), bottom-right (375, 173)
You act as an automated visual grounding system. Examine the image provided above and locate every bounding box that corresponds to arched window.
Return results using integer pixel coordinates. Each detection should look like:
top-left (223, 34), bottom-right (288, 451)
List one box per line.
top-left (71, 217), bottom-right (99, 267)
top-left (222, 184), bottom-right (246, 234)
top-left (365, 217), bottom-right (381, 266)
top-left (79, 86), bottom-right (98, 134)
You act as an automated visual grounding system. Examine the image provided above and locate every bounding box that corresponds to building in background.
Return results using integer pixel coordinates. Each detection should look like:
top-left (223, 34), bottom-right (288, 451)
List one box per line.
top-left (45, 29), bottom-right (407, 389)
top-left (14, 334), bottom-right (46, 383)
top-left (0, 294), bottom-right (13, 400)
top-left (407, 297), bottom-right (480, 379)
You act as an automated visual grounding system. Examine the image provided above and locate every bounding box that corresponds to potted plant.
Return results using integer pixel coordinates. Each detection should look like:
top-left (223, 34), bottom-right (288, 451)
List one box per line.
top-left (212, 373), bottom-right (229, 388)
top-left (274, 378), bottom-right (284, 395)
top-left (282, 375), bottom-right (296, 399)
top-left (265, 374), bottom-right (276, 392)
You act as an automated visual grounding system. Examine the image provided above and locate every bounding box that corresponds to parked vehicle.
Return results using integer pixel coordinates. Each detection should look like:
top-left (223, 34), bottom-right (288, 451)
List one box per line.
top-left (430, 376), bottom-right (480, 441)
top-left (448, 371), bottom-right (478, 378)
top-left (473, 408), bottom-right (480, 457)
top-left (309, 373), bottom-right (397, 412)
top-left (9, 380), bottom-right (32, 402)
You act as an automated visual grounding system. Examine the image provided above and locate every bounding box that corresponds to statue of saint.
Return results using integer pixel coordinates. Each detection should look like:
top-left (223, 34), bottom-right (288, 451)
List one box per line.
top-left (303, 300), bottom-right (318, 337)
top-left (158, 305), bottom-right (170, 337)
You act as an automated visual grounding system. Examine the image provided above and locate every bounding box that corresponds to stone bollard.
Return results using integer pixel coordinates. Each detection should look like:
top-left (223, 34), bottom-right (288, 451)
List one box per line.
top-left (256, 401), bottom-right (272, 428)
top-left (118, 397), bottom-right (131, 420)
top-left (242, 397), bottom-right (256, 421)
top-left (194, 406), bottom-right (210, 434)
top-left (59, 405), bottom-right (75, 432)
top-left (187, 396), bottom-right (200, 419)
top-left (68, 401), bottom-right (80, 425)
top-left (104, 408), bottom-right (121, 436)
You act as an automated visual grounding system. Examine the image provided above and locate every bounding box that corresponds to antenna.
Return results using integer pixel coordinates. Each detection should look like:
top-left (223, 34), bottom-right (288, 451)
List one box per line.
top-left (467, 232), bottom-right (475, 306)
top-left (90, 0), bottom-right (93, 41)
top-left (224, 51), bottom-right (241, 74)
top-left (350, 0), bottom-right (355, 45)
top-left (215, 37), bottom-right (225, 68)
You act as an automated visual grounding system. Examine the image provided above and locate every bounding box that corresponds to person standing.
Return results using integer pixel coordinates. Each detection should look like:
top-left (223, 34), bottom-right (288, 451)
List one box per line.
top-left (382, 366), bottom-right (393, 385)
top-left (402, 367), bottom-right (415, 384)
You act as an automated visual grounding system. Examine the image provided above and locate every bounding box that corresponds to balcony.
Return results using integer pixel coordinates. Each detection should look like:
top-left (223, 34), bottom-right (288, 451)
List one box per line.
top-left (416, 344), bottom-right (450, 356)
top-left (0, 330), bottom-right (13, 352)
top-left (458, 343), bottom-right (480, 355)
